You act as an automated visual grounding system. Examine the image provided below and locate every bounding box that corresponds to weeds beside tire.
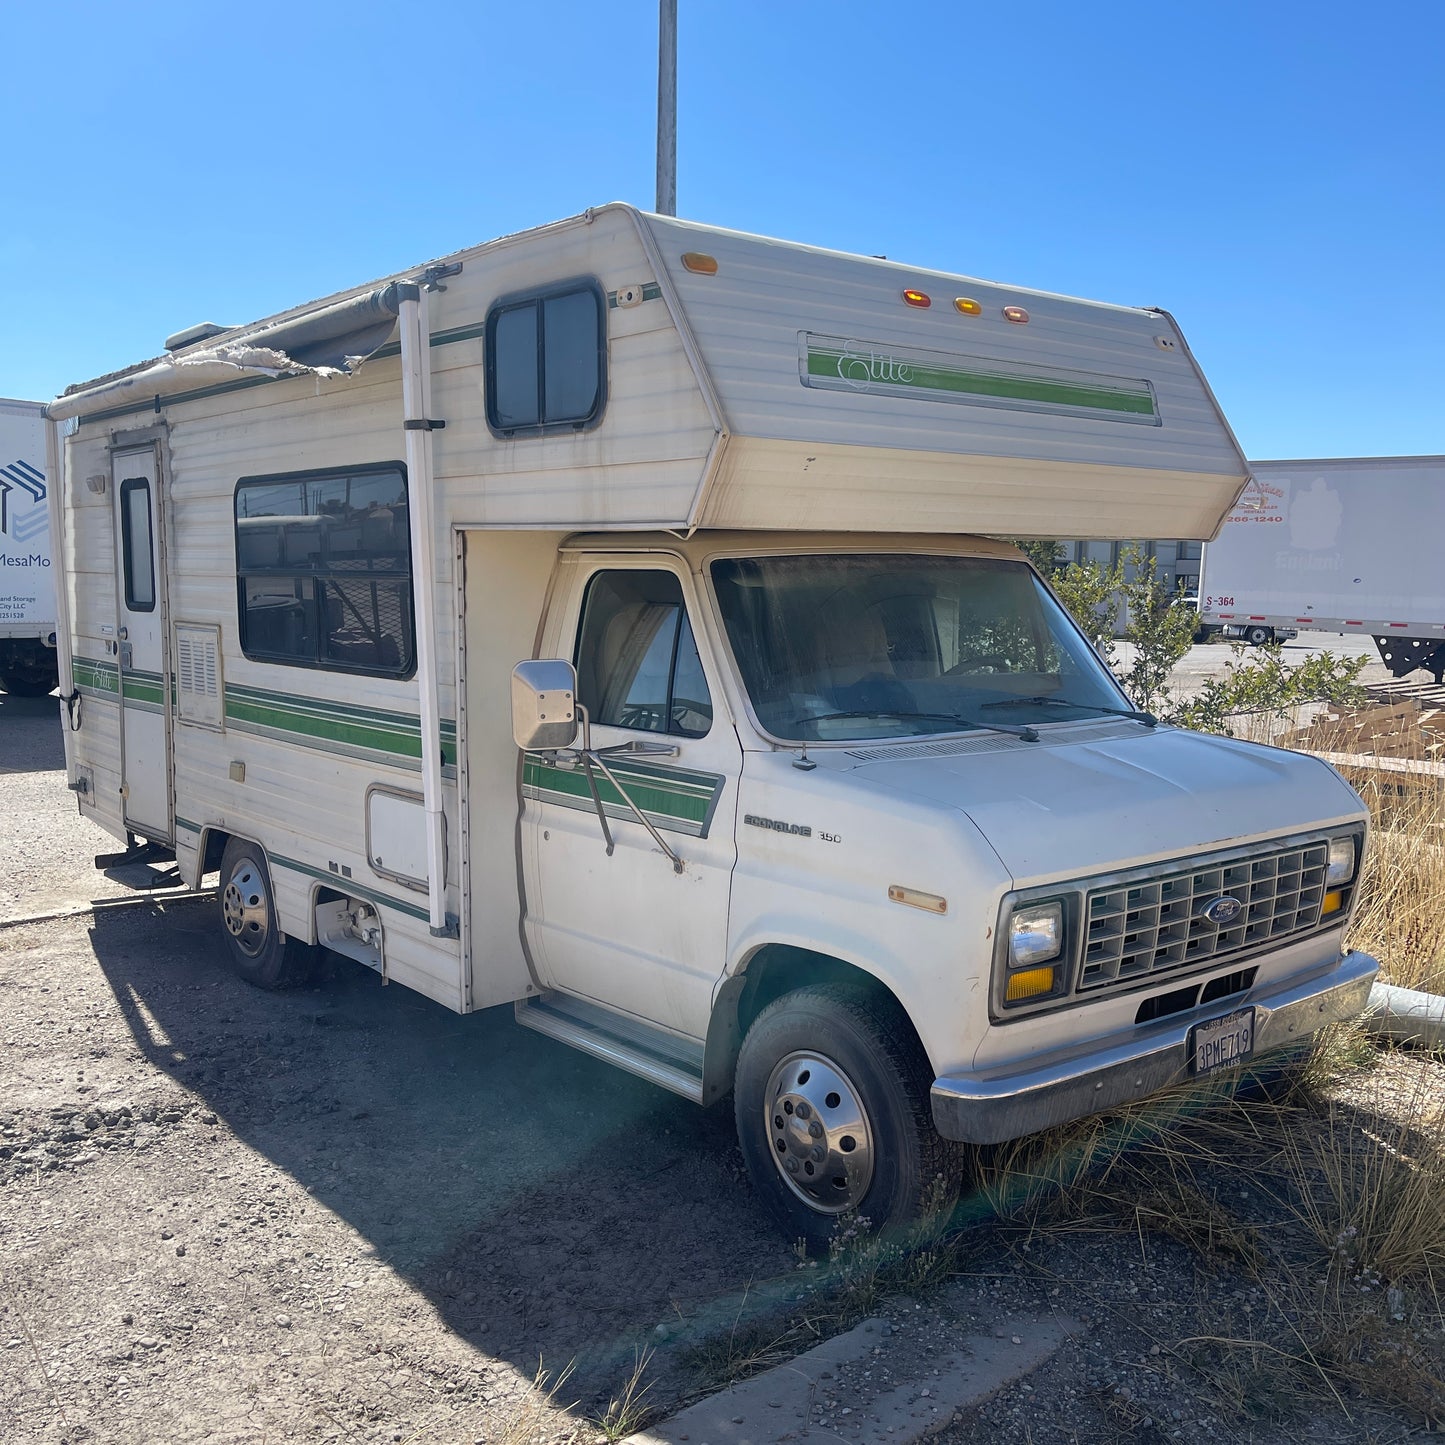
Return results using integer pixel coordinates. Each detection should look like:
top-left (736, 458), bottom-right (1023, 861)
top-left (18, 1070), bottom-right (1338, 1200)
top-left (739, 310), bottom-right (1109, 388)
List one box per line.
top-left (734, 984), bottom-right (961, 1254)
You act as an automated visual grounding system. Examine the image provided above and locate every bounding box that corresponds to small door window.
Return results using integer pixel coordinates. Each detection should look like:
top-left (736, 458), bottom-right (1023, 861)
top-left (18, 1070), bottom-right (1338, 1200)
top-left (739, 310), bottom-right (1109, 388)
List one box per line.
top-left (120, 477), bottom-right (156, 612)
top-left (574, 570), bottom-right (713, 738)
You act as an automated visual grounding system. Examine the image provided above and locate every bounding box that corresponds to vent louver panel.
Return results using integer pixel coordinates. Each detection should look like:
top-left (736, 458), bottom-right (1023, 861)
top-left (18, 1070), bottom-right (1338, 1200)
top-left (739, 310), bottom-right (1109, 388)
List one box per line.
top-left (175, 623), bottom-right (224, 728)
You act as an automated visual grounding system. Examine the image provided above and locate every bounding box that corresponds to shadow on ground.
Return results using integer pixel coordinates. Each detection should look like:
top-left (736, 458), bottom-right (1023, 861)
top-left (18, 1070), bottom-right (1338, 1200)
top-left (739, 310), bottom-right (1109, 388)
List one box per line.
top-left (87, 899), bottom-right (794, 1406)
top-left (0, 690), bottom-right (66, 772)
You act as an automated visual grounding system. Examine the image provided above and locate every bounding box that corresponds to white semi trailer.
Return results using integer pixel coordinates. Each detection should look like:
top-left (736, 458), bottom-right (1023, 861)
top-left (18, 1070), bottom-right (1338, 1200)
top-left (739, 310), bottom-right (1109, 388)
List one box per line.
top-left (1202, 456), bottom-right (1445, 675)
top-left (0, 398), bottom-right (59, 695)
top-left (49, 205), bottom-right (1375, 1246)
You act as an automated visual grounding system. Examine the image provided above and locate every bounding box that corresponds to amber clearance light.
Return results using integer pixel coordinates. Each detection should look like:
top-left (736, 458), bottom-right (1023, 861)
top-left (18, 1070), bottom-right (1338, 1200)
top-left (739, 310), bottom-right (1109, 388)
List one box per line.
top-left (681, 252), bottom-right (718, 275)
top-left (1005, 966), bottom-right (1056, 1002)
top-left (902, 289), bottom-right (931, 308)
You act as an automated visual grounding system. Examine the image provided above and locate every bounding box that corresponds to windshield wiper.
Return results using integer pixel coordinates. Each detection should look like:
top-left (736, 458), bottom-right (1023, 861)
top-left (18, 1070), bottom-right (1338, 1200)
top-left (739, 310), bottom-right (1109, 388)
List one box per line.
top-left (789, 709), bottom-right (1039, 743)
top-left (980, 695), bottom-right (1158, 727)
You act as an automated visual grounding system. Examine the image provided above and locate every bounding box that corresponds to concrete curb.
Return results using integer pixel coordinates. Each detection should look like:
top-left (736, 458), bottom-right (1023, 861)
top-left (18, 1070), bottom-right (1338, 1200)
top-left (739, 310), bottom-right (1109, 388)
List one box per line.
top-left (631, 1311), bottom-right (1078, 1444)
top-left (0, 888), bottom-right (212, 932)
top-left (1363, 981), bottom-right (1445, 1051)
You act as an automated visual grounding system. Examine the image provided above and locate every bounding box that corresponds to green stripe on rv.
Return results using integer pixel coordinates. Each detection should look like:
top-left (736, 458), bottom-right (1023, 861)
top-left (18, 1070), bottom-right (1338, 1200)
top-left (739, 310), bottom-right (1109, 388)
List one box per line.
top-left (522, 755), bottom-right (723, 838)
top-left (268, 852), bottom-right (432, 923)
top-left (223, 683), bottom-right (457, 768)
top-left (72, 656), bottom-right (119, 695)
top-left (803, 343), bottom-right (1157, 416)
top-left (122, 670), bottom-right (165, 708)
top-left (71, 658), bottom-right (455, 769)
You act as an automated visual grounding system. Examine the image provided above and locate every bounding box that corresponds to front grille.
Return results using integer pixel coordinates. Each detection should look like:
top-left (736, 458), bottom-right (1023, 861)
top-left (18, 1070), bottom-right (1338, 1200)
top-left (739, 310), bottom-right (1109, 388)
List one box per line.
top-left (1079, 840), bottom-right (1332, 994)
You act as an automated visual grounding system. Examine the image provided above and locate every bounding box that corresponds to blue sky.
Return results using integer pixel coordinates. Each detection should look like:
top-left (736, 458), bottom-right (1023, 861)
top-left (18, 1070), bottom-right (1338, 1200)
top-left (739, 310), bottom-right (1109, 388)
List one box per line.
top-left (3, 0), bottom-right (1441, 459)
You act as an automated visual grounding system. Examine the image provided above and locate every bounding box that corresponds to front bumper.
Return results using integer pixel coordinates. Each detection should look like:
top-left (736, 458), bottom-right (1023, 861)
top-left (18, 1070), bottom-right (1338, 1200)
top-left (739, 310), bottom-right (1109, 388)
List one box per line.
top-left (931, 950), bottom-right (1377, 1144)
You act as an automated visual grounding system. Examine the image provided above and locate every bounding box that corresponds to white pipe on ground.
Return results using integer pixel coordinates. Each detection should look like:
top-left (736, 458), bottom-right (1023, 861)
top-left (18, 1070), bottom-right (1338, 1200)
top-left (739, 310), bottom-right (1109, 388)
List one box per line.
top-left (396, 284), bottom-right (449, 937)
top-left (1363, 981), bottom-right (1445, 1051)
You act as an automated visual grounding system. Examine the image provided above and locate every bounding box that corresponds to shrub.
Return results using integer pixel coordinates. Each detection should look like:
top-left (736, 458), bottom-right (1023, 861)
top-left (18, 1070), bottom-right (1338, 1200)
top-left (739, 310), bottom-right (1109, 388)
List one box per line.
top-left (1015, 539), bottom-right (1369, 732)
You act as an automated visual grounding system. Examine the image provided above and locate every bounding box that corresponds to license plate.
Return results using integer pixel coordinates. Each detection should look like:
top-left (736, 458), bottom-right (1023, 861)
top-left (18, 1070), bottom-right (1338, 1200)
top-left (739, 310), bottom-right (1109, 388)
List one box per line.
top-left (1190, 1006), bottom-right (1256, 1076)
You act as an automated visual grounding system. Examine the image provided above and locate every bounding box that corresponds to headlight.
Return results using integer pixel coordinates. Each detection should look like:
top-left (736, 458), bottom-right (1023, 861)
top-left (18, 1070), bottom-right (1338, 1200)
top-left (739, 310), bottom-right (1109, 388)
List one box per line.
top-left (1326, 836), bottom-right (1356, 887)
top-left (1009, 901), bottom-right (1063, 968)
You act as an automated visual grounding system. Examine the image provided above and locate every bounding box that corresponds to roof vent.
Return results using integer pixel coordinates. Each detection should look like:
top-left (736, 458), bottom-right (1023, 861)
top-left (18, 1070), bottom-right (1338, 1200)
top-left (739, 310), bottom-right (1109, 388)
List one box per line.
top-left (164, 321), bottom-right (235, 352)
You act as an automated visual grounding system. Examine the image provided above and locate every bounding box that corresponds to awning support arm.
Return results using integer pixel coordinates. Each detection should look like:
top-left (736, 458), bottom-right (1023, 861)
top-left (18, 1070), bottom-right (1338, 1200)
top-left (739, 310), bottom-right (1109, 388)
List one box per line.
top-left (396, 283), bottom-right (452, 940)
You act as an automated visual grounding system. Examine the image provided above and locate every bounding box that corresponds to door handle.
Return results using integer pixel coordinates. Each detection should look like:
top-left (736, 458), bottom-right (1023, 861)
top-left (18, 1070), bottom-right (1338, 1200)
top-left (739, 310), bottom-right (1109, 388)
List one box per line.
top-left (119, 642), bottom-right (133, 670)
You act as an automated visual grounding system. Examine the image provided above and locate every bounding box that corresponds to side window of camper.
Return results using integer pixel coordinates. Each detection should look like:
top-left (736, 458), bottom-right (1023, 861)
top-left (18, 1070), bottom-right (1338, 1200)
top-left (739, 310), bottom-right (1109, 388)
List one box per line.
top-left (119, 477), bottom-right (156, 613)
top-left (574, 570), bottom-right (713, 738)
top-left (484, 279), bottom-right (606, 436)
top-left (234, 465), bottom-right (415, 679)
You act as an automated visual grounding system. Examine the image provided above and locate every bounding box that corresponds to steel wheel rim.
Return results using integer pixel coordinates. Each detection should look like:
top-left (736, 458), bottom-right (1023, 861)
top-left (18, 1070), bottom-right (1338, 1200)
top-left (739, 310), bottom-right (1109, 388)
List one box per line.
top-left (763, 1051), bottom-right (875, 1215)
top-left (222, 860), bottom-right (270, 959)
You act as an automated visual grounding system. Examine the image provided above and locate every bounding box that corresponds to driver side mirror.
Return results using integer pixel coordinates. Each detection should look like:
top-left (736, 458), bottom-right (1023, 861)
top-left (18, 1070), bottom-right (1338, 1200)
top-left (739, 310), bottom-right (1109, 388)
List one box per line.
top-left (511, 659), bottom-right (579, 751)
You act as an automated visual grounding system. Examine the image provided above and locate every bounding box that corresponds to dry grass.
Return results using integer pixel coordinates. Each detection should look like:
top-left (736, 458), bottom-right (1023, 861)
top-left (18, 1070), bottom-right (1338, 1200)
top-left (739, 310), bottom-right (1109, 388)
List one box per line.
top-left (975, 1037), bottom-right (1445, 1428)
top-left (489, 1360), bottom-right (579, 1445)
top-left (1222, 704), bottom-right (1445, 995)
top-left (591, 1345), bottom-right (657, 1441)
top-left (1344, 778), bottom-right (1445, 995)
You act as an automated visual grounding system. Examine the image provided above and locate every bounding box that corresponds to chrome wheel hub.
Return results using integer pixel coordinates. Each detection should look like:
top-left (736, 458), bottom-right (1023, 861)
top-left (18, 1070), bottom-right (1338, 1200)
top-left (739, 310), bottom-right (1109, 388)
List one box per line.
top-left (764, 1051), bottom-right (875, 1214)
top-left (222, 861), bottom-right (269, 958)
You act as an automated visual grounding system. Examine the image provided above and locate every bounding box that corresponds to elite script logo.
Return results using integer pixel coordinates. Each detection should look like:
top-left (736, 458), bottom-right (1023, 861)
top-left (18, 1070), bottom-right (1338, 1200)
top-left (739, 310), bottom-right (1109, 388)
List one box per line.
top-left (832, 342), bottom-right (914, 391)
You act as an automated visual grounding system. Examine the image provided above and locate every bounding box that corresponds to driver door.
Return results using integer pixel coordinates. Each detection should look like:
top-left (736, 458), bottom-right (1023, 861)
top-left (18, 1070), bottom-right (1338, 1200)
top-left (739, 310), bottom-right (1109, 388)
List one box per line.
top-left (521, 564), bottom-right (740, 1037)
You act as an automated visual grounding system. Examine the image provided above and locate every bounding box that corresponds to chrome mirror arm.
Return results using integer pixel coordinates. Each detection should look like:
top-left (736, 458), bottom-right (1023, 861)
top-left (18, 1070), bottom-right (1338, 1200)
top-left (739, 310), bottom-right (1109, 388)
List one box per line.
top-left (550, 705), bottom-right (686, 874)
top-left (585, 748), bottom-right (686, 874)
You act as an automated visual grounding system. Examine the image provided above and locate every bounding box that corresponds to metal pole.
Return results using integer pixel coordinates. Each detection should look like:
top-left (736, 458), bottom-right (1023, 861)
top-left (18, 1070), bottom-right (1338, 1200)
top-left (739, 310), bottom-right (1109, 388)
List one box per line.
top-left (397, 285), bottom-right (450, 940)
top-left (656, 0), bottom-right (677, 215)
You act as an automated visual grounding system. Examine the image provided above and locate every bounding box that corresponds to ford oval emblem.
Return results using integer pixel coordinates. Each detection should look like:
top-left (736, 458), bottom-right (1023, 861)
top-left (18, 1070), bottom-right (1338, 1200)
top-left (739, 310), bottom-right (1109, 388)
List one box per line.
top-left (1200, 895), bottom-right (1244, 926)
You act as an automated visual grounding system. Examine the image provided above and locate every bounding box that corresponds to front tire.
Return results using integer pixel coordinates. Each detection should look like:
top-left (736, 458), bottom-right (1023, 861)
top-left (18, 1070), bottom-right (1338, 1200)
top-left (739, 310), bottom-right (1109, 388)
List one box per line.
top-left (1245, 625), bottom-right (1273, 647)
top-left (218, 838), bottom-right (315, 989)
top-left (734, 984), bottom-right (960, 1253)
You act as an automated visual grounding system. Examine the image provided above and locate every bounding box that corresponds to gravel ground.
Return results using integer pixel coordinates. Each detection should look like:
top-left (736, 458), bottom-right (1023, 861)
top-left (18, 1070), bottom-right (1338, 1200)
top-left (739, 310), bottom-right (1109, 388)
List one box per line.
top-left (1, 640), bottom-right (1436, 1444)
top-left (0, 902), bottom-right (793, 1443)
top-left (0, 692), bottom-right (149, 923)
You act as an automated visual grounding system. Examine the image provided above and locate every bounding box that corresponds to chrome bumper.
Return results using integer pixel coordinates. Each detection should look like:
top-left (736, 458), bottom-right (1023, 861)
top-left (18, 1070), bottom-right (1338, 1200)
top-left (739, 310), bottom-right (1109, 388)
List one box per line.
top-left (931, 950), bottom-right (1378, 1145)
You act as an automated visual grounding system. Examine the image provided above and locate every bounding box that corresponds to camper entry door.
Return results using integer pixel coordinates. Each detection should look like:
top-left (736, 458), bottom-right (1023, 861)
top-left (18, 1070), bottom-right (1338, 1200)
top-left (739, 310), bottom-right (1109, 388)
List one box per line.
top-left (110, 444), bottom-right (172, 840)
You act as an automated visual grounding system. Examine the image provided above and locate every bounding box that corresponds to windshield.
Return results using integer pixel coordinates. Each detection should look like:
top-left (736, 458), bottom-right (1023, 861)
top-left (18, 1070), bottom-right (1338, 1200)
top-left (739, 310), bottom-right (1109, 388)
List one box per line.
top-left (710, 553), bottom-right (1130, 742)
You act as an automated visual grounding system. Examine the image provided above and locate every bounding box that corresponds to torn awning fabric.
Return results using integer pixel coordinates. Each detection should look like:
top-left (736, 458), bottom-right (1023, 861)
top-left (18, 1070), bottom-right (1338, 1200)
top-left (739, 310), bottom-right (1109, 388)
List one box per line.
top-left (48, 282), bottom-right (414, 422)
top-left (238, 281), bottom-right (413, 370)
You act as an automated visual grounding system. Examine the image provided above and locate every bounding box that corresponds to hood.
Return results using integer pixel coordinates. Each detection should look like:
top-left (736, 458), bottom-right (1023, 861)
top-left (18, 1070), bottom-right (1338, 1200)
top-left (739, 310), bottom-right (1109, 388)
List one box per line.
top-left (852, 724), bottom-right (1364, 886)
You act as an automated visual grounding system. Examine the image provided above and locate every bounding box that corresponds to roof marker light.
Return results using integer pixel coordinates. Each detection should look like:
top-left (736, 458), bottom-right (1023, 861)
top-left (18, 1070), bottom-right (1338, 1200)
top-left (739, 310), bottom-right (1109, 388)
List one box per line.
top-left (954, 297), bottom-right (982, 315)
top-left (681, 252), bottom-right (718, 275)
top-left (1002, 305), bottom-right (1030, 324)
top-left (902, 289), bottom-right (931, 308)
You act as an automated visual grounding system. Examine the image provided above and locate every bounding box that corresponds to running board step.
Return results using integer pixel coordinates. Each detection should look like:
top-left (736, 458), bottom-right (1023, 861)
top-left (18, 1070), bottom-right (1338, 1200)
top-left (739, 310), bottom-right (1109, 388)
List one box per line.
top-left (514, 992), bottom-right (705, 1103)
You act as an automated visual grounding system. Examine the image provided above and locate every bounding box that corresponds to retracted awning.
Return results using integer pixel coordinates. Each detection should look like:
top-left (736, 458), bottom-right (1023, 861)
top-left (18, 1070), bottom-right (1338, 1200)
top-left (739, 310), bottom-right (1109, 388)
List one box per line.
top-left (49, 282), bottom-right (412, 422)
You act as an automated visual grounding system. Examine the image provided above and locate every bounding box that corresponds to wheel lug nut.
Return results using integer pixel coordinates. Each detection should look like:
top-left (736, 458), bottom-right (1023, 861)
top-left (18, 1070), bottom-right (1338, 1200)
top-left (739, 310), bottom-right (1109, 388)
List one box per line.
top-left (809, 1121), bottom-right (824, 1139)
top-left (795, 1103), bottom-right (811, 1120)
top-left (811, 1145), bottom-right (824, 1162)
top-left (785, 1157), bottom-right (799, 1173)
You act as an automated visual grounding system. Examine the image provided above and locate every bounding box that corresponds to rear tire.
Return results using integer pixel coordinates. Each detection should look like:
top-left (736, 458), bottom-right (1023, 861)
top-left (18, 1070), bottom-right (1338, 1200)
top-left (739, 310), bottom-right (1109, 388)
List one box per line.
top-left (218, 838), bottom-right (315, 989)
top-left (734, 984), bottom-right (960, 1254)
top-left (0, 669), bottom-right (56, 697)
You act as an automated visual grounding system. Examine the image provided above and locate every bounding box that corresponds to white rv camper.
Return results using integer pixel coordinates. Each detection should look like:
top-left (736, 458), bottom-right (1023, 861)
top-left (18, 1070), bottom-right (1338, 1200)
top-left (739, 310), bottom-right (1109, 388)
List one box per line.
top-left (50, 205), bottom-right (1375, 1245)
